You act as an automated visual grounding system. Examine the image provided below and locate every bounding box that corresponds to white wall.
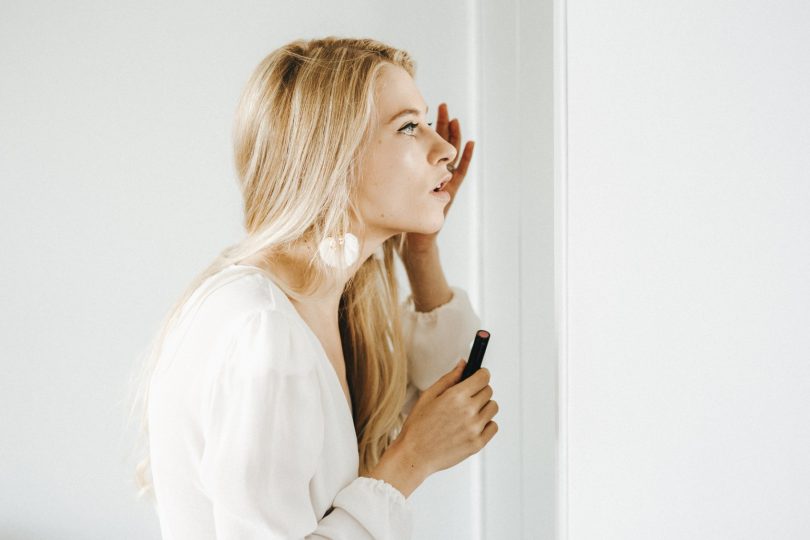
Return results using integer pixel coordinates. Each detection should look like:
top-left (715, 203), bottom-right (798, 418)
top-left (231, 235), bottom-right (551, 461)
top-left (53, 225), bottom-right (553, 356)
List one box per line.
top-left (0, 1), bottom-right (488, 538)
top-left (479, 0), bottom-right (557, 538)
top-left (558, 1), bottom-right (810, 538)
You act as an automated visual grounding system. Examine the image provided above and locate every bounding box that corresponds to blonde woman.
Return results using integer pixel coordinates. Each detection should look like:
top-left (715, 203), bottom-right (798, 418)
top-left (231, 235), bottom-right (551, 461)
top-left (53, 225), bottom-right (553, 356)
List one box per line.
top-left (128, 37), bottom-right (499, 539)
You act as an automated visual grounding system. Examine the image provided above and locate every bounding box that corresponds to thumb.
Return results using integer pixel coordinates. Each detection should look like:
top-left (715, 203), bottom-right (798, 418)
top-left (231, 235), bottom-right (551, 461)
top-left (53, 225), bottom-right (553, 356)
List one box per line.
top-left (425, 359), bottom-right (466, 397)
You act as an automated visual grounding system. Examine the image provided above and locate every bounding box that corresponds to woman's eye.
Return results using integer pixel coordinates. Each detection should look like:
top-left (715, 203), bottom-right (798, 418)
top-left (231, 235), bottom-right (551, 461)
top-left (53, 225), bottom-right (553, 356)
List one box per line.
top-left (399, 121), bottom-right (433, 136)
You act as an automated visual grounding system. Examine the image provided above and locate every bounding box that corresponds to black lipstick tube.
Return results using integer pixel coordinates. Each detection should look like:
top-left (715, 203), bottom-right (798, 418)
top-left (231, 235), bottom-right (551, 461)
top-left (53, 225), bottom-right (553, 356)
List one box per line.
top-left (460, 329), bottom-right (490, 382)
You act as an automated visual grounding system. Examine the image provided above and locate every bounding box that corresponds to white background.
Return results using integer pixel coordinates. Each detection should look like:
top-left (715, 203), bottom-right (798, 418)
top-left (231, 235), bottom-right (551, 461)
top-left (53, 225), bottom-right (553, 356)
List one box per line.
top-left (559, 1), bottom-right (810, 538)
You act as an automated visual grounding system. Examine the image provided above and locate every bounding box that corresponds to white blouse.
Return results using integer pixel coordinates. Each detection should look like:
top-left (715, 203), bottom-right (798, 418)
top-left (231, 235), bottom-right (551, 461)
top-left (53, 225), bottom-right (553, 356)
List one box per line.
top-left (147, 263), bottom-right (482, 539)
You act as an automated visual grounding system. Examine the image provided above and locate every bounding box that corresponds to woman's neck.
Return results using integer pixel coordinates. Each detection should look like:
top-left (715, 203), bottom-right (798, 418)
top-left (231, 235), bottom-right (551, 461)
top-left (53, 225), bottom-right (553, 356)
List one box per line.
top-left (238, 230), bottom-right (389, 320)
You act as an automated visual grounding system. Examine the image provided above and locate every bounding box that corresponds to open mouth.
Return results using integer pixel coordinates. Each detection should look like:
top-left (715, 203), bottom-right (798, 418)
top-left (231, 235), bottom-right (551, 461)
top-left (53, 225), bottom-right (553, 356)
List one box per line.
top-left (431, 175), bottom-right (452, 192)
top-left (430, 186), bottom-right (451, 201)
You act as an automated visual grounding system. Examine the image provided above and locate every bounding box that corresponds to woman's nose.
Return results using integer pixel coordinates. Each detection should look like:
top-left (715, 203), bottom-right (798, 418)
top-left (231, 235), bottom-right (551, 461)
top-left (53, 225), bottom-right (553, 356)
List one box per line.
top-left (430, 130), bottom-right (457, 165)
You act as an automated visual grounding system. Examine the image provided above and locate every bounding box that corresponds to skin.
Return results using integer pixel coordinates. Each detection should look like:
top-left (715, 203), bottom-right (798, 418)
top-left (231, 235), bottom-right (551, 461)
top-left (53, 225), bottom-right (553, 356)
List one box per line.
top-left (241, 63), bottom-right (476, 410)
top-left (244, 63), bottom-right (476, 328)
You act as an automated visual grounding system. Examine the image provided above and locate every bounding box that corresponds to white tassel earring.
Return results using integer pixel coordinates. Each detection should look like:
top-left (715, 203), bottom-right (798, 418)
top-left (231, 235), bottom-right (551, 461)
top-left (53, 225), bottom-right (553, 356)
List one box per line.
top-left (317, 232), bottom-right (359, 269)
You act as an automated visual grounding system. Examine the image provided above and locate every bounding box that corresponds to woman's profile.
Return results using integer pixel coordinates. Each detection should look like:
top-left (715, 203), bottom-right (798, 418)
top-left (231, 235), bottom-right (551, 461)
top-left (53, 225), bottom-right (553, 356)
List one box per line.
top-left (128, 36), bottom-right (499, 539)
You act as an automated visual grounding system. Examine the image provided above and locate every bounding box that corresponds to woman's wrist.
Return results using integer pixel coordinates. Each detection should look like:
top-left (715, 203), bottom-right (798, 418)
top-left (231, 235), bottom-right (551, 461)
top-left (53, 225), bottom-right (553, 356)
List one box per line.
top-left (401, 243), bottom-right (453, 312)
top-left (364, 438), bottom-right (429, 499)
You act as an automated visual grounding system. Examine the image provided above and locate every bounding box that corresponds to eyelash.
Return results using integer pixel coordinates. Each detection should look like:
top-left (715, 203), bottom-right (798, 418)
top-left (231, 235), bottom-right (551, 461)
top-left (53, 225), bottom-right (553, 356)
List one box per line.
top-left (399, 121), bottom-right (433, 136)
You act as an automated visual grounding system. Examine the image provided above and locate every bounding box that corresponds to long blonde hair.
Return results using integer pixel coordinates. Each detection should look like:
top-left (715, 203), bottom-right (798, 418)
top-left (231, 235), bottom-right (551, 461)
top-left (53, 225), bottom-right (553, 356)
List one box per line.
top-left (127, 37), bottom-right (416, 499)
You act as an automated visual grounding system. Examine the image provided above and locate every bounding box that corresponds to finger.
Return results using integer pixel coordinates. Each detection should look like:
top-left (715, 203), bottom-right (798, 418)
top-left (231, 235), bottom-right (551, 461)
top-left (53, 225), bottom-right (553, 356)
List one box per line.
top-left (478, 420), bottom-right (498, 446)
top-left (472, 384), bottom-right (493, 410)
top-left (457, 367), bottom-right (491, 396)
top-left (428, 359), bottom-right (467, 398)
top-left (478, 399), bottom-right (499, 421)
top-left (449, 119), bottom-right (461, 166)
top-left (443, 144), bottom-right (473, 201)
top-left (436, 103), bottom-right (450, 141)
top-left (454, 141), bottom-right (475, 178)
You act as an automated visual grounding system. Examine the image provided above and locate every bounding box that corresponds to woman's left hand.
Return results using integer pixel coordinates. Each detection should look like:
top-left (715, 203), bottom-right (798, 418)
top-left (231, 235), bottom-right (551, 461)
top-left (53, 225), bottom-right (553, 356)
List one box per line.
top-left (397, 102), bottom-right (475, 259)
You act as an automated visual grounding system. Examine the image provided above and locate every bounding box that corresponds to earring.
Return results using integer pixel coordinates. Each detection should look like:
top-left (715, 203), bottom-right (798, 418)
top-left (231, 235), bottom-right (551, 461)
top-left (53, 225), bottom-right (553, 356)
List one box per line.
top-left (317, 232), bottom-right (359, 269)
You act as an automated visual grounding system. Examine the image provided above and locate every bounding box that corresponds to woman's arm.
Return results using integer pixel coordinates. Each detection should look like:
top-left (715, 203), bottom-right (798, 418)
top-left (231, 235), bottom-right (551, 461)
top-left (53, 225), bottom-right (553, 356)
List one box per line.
top-left (401, 242), bottom-right (453, 313)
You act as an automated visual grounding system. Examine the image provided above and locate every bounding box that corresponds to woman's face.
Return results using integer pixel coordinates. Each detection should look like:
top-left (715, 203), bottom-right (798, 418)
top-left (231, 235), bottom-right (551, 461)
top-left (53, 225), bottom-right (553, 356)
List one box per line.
top-left (356, 63), bottom-right (458, 240)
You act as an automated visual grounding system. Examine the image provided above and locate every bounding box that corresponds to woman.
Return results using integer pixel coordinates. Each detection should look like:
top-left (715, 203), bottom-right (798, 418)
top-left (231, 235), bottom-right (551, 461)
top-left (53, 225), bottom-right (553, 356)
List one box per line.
top-left (129, 37), bottom-right (499, 539)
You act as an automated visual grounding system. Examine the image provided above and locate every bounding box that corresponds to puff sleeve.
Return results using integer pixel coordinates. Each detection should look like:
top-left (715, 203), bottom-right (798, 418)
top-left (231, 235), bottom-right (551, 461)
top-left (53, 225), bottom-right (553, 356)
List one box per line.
top-left (200, 308), bottom-right (413, 539)
top-left (399, 286), bottom-right (482, 417)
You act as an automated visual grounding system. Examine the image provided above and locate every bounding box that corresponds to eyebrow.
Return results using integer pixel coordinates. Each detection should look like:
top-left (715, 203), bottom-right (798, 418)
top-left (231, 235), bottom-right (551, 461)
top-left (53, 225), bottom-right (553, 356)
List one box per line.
top-left (387, 105), bottom-right (429, 124)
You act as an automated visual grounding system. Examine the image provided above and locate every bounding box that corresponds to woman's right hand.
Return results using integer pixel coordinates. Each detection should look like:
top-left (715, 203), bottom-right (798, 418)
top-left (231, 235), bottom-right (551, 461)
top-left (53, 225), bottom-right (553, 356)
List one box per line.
top-left (397, 359), bottom-right (499, 476)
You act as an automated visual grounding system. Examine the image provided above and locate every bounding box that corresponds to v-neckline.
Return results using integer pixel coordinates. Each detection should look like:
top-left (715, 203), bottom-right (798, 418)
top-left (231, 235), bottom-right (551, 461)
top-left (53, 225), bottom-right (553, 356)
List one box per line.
top-left (229, 264), bottom-right (355, 428)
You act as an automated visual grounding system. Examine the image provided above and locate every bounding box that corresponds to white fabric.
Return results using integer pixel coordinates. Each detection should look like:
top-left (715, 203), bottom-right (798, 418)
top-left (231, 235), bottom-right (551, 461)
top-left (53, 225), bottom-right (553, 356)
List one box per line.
top-left (147, 263), bottom-right (482, 539)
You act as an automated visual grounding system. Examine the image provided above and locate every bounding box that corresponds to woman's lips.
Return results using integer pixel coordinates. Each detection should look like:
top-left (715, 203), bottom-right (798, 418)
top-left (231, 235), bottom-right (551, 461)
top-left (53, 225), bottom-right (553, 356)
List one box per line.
top-left (430, 173), bottom-right (453, 192)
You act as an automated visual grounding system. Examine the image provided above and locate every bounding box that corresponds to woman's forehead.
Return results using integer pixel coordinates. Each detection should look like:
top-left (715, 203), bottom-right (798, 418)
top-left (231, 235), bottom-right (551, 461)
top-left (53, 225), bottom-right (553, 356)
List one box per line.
top-left (375, 65), bottom-right (428, 124)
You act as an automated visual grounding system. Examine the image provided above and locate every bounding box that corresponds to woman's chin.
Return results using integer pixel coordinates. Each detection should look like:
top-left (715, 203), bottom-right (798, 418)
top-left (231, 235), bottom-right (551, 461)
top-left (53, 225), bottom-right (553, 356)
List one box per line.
top-left (423, 221), bottom-right (444, 235)
top-left (416, 213), bottom-right (445, 234)
top-left (392, 213), bottom-right (444, 236)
